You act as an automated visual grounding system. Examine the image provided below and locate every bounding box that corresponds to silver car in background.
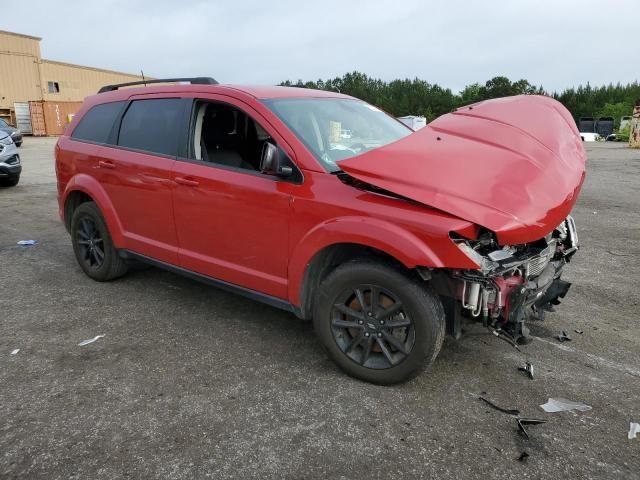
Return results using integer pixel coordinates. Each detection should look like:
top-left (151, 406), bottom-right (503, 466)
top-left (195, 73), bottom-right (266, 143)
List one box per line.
top-left (0, 132), bottom-right (21, 186)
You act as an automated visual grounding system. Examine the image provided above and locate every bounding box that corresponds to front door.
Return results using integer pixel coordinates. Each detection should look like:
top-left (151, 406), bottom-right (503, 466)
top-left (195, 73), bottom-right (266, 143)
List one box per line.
top-left (171, 98), bottom-right (296, 299)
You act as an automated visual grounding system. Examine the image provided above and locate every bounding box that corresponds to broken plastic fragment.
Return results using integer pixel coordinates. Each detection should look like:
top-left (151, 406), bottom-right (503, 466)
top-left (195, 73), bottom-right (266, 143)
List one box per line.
top-left (10, 349), bottom-right (19, 355)
top-left (518, 362), bottom-right (534, 379)
top-left (479, 396), bottom-right (520, 416)
top-left (540, 398), bottom-right (592, 413)
top-left (557, 331), bottom-right (572, 342)
top-left (574, 329), bottom-right (584, 334)
top-left (517, 418), bottom-right (547, 439)
top-left (17, 240), bottom-right (37, 246)
top-left (629, 421), bottom-right (640, 440)
top-left (78, 334), bottom-right (105, 346)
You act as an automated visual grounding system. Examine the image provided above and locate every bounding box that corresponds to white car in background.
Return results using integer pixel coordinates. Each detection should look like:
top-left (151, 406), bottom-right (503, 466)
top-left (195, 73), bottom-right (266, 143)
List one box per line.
top-left (579, 132), bottom-right (601, 142)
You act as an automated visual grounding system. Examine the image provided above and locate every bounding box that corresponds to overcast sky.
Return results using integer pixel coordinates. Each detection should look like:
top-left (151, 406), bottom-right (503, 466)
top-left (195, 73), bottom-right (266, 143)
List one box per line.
top-left (3, 0), bottom-right (636, 93)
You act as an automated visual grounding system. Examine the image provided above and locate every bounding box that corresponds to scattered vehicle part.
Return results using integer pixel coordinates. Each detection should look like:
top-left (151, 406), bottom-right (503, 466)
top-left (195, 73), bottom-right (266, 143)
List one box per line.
top-left (629, 421), bottom-right (640, 440)
top-left (55, 78), bottom-right (586, 384)
top-left (557, 331), bottom-right (572, 342)
top-left (78, 334), bottom-right (105, 346)
top-left (479, 396), bottom-right (520, 416)
top-left (517, 417), bottom-right (547, 440)
top-left (540, 398), bottom-right (592, 413)
top-left (489, 326), bottom-right (521, 351)
top-left (518, 451), bottom-right (530, 462)
top-left (10, 349), bottom-right (19, 355)
top-left (518, 362), bottom-right (534, 379)
top-left (16, 240), bottom-right (37, 246)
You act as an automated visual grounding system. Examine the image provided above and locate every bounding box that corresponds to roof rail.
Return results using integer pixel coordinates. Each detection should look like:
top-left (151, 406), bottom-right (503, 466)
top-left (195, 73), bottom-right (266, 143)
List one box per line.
top-left (97, 77), bottom-right (218, 94)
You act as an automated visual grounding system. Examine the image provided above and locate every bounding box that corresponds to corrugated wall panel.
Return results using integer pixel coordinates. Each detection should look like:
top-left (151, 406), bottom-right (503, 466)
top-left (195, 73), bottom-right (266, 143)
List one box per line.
top-left (29, 101), bottom-right (46, 136)
top-left (0, 53), bottom-right (42, 109)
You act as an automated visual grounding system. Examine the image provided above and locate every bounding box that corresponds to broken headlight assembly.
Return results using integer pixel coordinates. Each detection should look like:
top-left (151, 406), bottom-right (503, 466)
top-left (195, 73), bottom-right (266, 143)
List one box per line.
top-left (448, 216), bottom-right (579, 341)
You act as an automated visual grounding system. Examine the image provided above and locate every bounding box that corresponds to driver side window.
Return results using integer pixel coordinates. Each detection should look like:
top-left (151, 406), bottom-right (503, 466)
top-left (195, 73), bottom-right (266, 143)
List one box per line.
top-left (191, 101), bottom-right (271, 171)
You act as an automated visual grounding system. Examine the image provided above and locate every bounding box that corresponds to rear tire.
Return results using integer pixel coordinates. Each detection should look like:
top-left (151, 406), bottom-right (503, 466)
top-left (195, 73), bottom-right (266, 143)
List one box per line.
top-left (313, 261), bottom-right (445, 384)
top-left (71, 202), bottom-right (128, 281)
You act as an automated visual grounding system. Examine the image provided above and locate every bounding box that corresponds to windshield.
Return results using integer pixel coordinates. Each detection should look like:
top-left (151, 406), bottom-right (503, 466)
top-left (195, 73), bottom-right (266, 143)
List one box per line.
top-left (264, 98), bottom-right (412, 172)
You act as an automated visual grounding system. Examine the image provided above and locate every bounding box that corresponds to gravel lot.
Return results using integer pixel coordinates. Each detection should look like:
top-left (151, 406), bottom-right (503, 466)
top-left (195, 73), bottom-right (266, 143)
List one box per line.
top-left (1, 138), bottom-right (639, 479)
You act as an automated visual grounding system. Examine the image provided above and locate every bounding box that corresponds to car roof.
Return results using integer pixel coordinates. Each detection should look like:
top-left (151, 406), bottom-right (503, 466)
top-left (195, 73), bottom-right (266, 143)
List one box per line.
top-left (90, 84), bottom-right (353, 104)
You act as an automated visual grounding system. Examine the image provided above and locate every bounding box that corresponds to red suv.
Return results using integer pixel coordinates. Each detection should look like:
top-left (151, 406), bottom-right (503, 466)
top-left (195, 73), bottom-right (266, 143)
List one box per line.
top-left (55, 77), bottom-right (586, 384)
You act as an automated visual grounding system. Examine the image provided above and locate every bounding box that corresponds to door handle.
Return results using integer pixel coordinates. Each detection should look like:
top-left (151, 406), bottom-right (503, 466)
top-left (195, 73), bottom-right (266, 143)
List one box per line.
top-left (98, 160), bottom-right (116, 169)
top-left (174, 176), bottom-right (199, 187)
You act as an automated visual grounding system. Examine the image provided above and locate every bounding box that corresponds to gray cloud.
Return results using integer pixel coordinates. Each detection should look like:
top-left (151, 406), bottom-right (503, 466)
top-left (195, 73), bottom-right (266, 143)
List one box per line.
top-left (3, 0), bottom-right (636, 92)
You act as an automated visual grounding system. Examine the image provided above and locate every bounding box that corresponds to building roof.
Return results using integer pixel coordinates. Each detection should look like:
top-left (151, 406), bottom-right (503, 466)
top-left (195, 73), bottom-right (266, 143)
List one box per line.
top-left (0, 30), bottom-right (42, 41)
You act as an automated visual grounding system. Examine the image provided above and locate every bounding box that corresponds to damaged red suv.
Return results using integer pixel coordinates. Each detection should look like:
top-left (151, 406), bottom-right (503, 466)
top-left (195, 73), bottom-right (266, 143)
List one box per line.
top-left (55, 77), bottom-right (585, 384)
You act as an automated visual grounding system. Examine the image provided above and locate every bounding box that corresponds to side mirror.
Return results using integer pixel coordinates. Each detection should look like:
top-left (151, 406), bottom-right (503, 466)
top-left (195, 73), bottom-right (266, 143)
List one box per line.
top-left (260, 143), bottom-right (293, 177)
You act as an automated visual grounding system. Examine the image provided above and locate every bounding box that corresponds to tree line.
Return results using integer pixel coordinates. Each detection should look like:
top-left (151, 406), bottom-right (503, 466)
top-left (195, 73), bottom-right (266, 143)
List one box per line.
top-left (280, 72), bottom-right (639, 130)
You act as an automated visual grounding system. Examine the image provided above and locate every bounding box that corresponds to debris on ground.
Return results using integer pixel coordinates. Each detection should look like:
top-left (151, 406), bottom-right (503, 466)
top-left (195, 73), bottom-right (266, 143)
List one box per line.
top-left (517, 418), bottom-right (547, 439)
top-left (78, 334), bottom-right (105, 346)
top-left (629, 421), bottom-right (640, 440)
top-left (540, 398), bottom-right (592, 413)
top-left (518, 362), bottom-right (534, 379)
top-left (557, 331), bottom-right (572, 342)
top-left (16, 240), bottom-right (38, 246)
top-left (574, 329), bottom-right (584, 334)
top-left (518, 451), bottom-right (530, 462)
top-left (605, 250), bottom-right (633, 257)
top-left (479, 396), bottom-right (520, 416)
top-left (10, 349), bottom-right (20, 355)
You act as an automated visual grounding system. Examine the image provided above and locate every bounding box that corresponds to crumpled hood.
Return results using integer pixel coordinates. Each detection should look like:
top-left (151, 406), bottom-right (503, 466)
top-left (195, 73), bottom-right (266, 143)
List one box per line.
top-left (338, 95), bottom-right (586, 245)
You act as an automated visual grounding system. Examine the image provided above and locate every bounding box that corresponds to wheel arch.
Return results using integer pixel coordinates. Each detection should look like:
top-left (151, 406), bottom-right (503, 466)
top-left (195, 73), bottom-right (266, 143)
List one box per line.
top-left (289, 216), bottom-right (445, 318)
top-left (61, 174), bottom-right (125, 246)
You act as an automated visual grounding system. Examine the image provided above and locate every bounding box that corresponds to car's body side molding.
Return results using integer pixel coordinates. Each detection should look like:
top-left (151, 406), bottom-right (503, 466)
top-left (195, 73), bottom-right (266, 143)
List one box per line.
top-left (61, 174), bottom-right (126, 247)
top-left (119, 250), bottom-right (299, 315)
top-left (287, 216), bottom-right (445, 306)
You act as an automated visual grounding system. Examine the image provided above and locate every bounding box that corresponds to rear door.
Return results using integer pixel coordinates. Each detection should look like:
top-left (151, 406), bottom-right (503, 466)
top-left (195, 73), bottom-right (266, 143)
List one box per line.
top-left (85, 96), bottom-right (187, 264)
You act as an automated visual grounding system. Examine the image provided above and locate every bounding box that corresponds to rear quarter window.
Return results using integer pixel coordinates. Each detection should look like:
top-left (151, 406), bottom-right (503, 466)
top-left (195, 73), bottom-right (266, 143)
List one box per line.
top-left (117, 98), bottom-right (183, 156)
top-left (71, 101), bottom-right (126, 143)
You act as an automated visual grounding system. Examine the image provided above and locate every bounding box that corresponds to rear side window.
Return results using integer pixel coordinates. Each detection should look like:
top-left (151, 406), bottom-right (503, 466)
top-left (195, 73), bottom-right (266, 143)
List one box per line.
top-left (118, 99), bottom-right (183, 156)
top-left (71, 101), bottom-right (125, 143)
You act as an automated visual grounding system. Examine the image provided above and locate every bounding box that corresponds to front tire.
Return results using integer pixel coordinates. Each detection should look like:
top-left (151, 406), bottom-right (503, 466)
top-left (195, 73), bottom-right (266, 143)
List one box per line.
top-left (71, 202), bottom-right (128, 281)
top-left (313, 261), bottom-right (445, 384)
top-left (0, 175), bottom-right (19, 187)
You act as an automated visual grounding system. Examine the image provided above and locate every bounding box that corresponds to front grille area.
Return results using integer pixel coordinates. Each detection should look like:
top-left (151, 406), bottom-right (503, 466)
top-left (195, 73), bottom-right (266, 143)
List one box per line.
top-left (527, 255), bottom-right (550, 277)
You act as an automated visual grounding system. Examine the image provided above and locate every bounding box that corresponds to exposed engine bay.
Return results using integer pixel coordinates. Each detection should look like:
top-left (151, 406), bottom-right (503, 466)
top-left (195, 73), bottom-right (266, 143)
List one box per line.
top-left (434, 216), bottom-right (579, 344)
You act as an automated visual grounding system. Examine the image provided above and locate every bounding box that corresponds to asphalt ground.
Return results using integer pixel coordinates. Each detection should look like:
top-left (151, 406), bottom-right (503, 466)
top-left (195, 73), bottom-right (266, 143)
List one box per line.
top-left (1, 138), bottom-right (639, 479)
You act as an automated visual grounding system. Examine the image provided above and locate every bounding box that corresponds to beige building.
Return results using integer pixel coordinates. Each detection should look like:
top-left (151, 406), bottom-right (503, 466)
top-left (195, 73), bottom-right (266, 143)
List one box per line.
top-left (0, 30), bottom-right (144, 135)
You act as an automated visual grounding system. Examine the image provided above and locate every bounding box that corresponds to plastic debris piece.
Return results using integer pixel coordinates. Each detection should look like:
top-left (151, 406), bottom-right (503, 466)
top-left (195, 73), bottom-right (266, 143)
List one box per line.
top-left (517, 418), bottom-right (547, 439)
top-left (540, 398), bottom-right (592, 413)
top-left (574, 329), bottom-right (584, 334)
top-left (629, 421), bottom-right (640, 440)
top-left (557, 331), bottom-right (572, 342)
top-left (479, 396), bottom-right (520, 416)
top-left (518, 451), bottom-right (530, 462)
top-left (17, 240), bottom-right (38, 246)
top-left (10, 349), bottom-right (20, 355)
top-left (78, 334), bottom-right (105, 346)
top-left (518, 362), bottom-right (534, 379)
